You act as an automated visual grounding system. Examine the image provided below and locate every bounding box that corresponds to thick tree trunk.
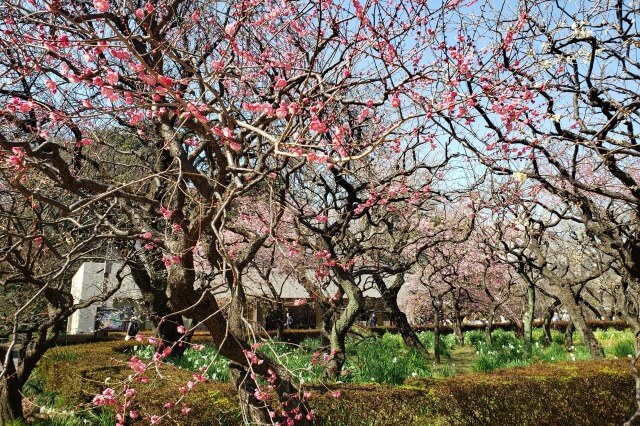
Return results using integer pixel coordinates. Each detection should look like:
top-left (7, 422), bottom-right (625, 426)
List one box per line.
top-left (325, 329), bottom-right (347, 380)
top-left (564, 320), bottom-right (574, 350)
top-left (619, 276), bottom-right (640, 334)
top-left (453, 307), bottom-right (464, 346)
top-left (543, 301), bottom-right (560, 347)
top-left (129, 264), bottom-right (187, 357)
top-left (542, 310), bottom-right (552, 347)
top-left (275, 301), bottom-right (285, 341)
top-left (228, 282), bottom-right (272, 424)
top-left (523, 283), bottom-right (535, 357)
top-left (624, 337), bottom-right (640, 426)
top-left (373, 274), bottom-right (427, 353)
top-left (165, 258), bottom-right (310, 425)
top-left (558, 285), bottom-right (604, 359)
top-left (0, 348), bottom-right (23, 423)
top-left (154, 313), bottom-right (187, 358)
top-left (485, 305), bottom-right (496, 346)
top-left (0, 378), bottom-right (22, 424)
top-left (324, 274), bottom-right (364, 380)
top-left (321, 303), bottom-right (335, 349)
top-left (434, 306), bottom-right (442, 365)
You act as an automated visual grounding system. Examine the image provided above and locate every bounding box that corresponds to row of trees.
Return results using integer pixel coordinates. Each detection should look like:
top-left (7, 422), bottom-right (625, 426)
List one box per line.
top-left (1, 0), bottom-right (640, 424)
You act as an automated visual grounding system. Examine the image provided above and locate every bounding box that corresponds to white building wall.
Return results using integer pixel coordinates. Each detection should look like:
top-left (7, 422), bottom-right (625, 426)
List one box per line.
top-left (66, 262), bottom-right (142, 334)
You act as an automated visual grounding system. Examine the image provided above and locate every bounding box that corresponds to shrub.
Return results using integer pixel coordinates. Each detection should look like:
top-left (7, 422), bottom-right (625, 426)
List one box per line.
top-left (465, 330), bottom-right (486, 347)
top-left (417, 330), bottom-right (456, 357)
top-left (473, 354), bottom-right (499, 372)
top-left (549, 329), bottom-right (566, 345)
top-left (36, 340), bottom-right (242, 425)
top-left (471, 330), bottom-right (527, 372)
top-left (612, 339), bottom-right (636, 358)
top-left (403, 360), bottom-right (635, 426)
top-left (344, 336), bottom-right (431, 384)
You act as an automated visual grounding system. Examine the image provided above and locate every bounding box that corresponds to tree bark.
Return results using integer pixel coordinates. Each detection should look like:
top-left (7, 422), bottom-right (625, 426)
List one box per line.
top-left (321, 302), bottom-right (336, 349)
top-left (624, 334), bottom-right (640, 426)
top-left (324, 273), bottom-right (364, 379)
top-left (523, 282), bottom-right (535, 357)
top-left (373, 274), bottom-right (427, 353)
top-left (485, 305), bottom-right (496, 346)
top-left (275, 300), bottom-right (285, 341)
top-left (129, 263), bottom-right (187, 357)
top-left (453, 306), bottom-right (464, 346)
top-left (165, 253), bottom-right (310, 425)
top-left (564, 320), bottom-right (574, 350)
top-left (0, 347), bottom-right (23, 423)
top-left (543, 301), bottom-right (560, 347)
top-left (542, 309), bottom-right (552, 347)
top-left (227, 281), bottom-right (274, 425)
top-left (558, 285), bottom-right (604, 359)
top-left (434, 304), bottom-right (442, 365)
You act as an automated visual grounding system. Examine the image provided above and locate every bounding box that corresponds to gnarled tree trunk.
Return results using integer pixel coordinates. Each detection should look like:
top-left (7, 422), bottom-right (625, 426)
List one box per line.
top-left (129, 264), bottom-right (187, 357)
top-left (558, 285), bottom-right (603, 359)
top-left (453, 305), bottom-right (464, 346)
top-left (485, 304), bottom-right (496, 346)
top-left (324, 273), bottom-right (364, 380)
top-left (0, 347), bottom-right (23, 423)
top-left (373, 274), bottom-right (427, 354)
top-left (433, 299), bottom-right (442, 365)
top-left (165, 250), bottom-right (310, 425)
top-left (564, 320), bottom-right (574, 350)
top-left (543, 299), bottom-right (561, 347)
top-left (523, 281), bottom-right (535, 357)
top-left (227, 281), bottom-right (274, 424)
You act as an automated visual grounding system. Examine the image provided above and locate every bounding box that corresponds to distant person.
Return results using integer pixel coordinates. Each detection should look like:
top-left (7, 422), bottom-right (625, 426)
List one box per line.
top-left (125, 316), bottom-right (140, 340)
top-left (285, 311), bottom-right (294, 329)
top-left (368, 313), bottom-right (376, 327)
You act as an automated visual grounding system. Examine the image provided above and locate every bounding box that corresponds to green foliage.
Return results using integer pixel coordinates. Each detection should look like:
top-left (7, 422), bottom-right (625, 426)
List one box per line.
top-left (299, 336), bottom-right (323, 352)
top-left (133, 344), bottom-right (230, 381)
top-left (403, 360), bottom-right (635, 426)
top-left (611, 339), bottom-right (636, 358)
top-left (343, 333), bottom-right (431, 384)
top-left (464, 330), bottom-right (486, 347)
top-left (132, 333), bottom-right (451, 385)
top-left (594, 327), bottom-right (633, 342)
top-left (23, 371), bottom-right (46, 397)
top-left (473, 354), bottom-right (500, 372)
top-left (471, 330), bottom-right (528, 372)
top-left (533, 342), bottom-right (590, 363)
top-left (594, 328), bottom-right (637, 359)
top-left (468, 329), bottom-right (599, 372)
top-left (258, 340), bottom-right (325, 384)
top-left (10, 410), bottom-right (116, 426)
top-left (553, 330), bottom-right (566, 345)
top-left (24, 370), bottom-right (72, 410)
top-left (417, 330), bottom-right (456, 357)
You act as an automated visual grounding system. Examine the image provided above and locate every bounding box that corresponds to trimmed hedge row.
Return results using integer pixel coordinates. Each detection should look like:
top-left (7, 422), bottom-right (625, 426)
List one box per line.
top-left (271, 320), bottom-right (629, 344)
top-left (37, 341), bottom-right (241, 426)
top-left (36, 340), bottom-right (637, 425)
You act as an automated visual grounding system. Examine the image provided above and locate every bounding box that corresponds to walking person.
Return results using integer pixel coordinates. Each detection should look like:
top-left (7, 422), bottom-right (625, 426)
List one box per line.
top-left (125, 316), bottom-right (140, 340)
